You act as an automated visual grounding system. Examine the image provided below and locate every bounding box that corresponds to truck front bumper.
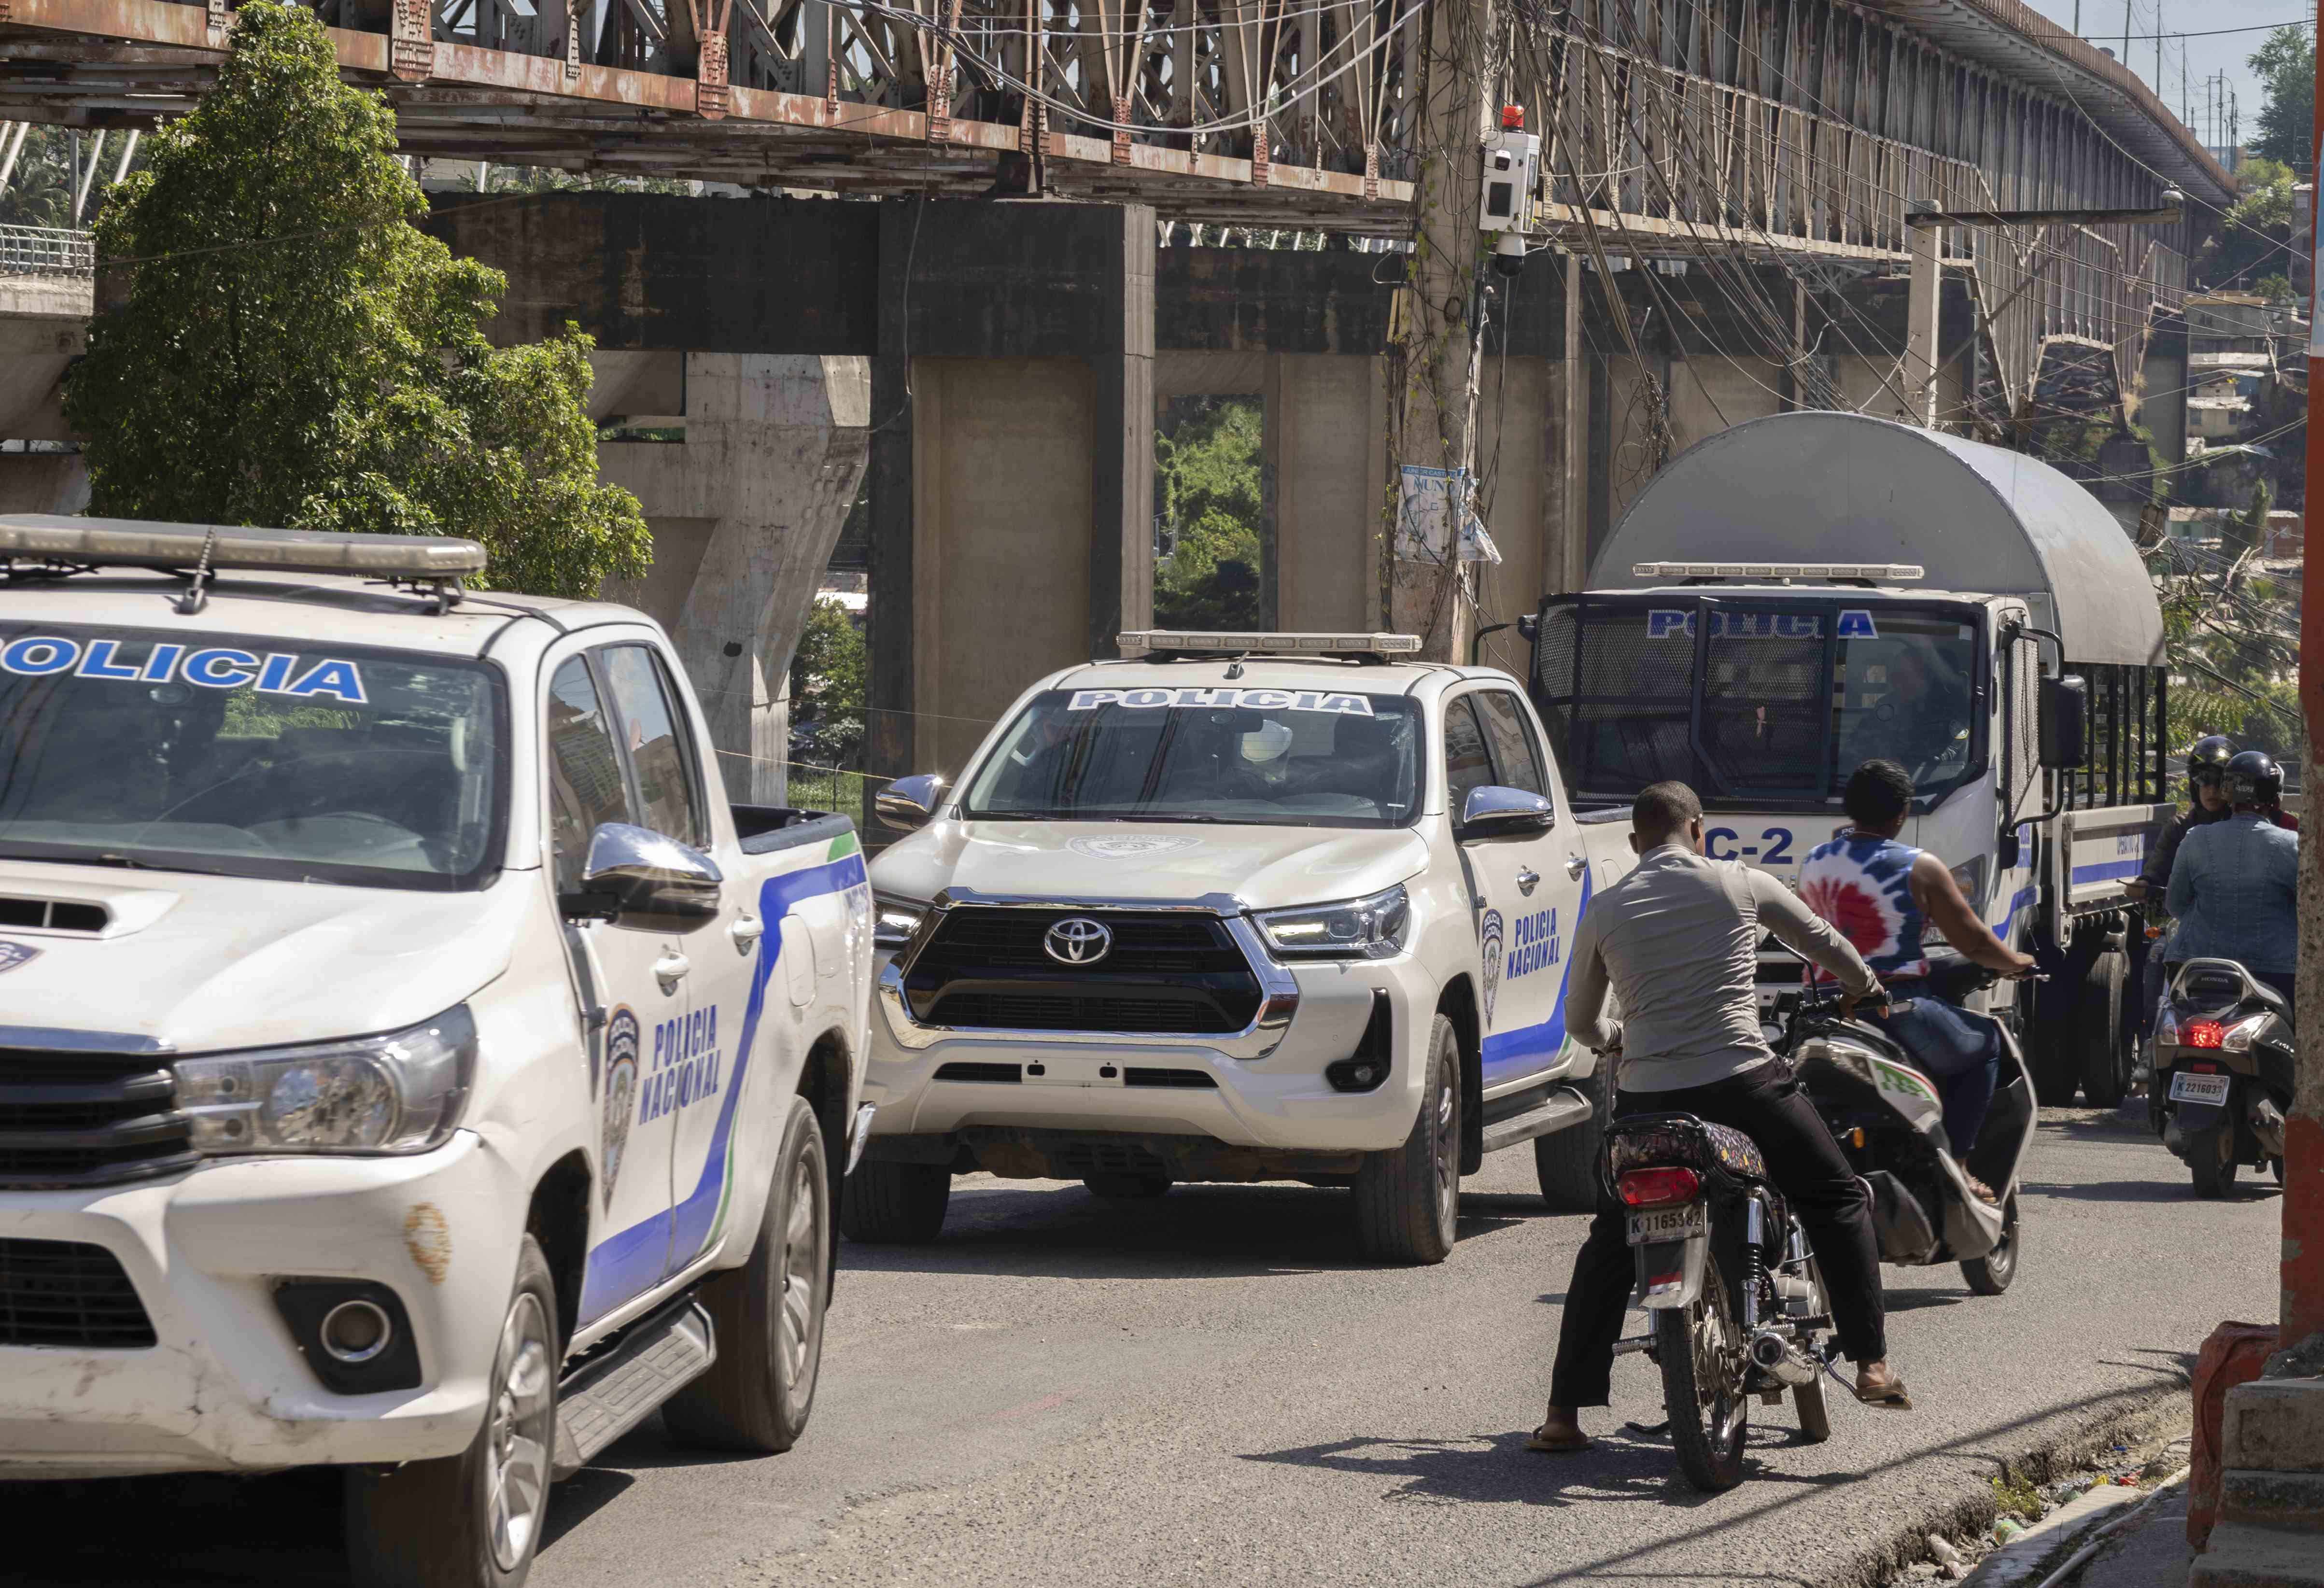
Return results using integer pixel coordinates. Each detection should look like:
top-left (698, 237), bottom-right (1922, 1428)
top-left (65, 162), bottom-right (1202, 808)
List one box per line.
top-left (863, 954), bottom-right (1439, 1160)
top-left (0, 1131), bottom-right (521, 1478)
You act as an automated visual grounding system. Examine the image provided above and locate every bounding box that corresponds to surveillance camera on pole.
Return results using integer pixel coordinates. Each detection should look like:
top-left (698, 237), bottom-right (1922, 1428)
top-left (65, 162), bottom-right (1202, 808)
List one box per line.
top-left (1482, 104), bottom-right (1539, 280)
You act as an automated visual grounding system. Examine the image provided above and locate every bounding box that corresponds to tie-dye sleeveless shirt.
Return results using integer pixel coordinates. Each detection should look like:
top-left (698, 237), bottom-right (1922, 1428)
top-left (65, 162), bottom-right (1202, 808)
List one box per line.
top-left (1798, 831), bottom-right (1929, 982)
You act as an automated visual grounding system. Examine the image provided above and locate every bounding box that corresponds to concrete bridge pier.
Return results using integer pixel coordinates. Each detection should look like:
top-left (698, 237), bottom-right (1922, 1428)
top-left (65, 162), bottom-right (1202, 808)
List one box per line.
top-left (599, 351), bottom-right (871, 805)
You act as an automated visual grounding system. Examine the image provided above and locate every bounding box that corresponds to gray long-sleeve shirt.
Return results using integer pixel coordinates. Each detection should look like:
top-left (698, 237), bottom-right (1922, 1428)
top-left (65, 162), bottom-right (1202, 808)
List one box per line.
top-left (1563, 843), bottom-right (1880, 1093)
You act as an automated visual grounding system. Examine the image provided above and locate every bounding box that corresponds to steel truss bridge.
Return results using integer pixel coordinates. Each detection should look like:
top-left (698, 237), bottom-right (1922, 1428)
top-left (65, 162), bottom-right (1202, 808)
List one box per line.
top-left (0, 0), bottom-right (2235, 398)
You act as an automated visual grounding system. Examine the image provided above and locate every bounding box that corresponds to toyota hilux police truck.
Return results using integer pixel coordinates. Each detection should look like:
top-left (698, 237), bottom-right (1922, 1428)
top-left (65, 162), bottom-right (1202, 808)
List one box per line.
top-left (851, 631), bottom-right (1634, 1263)
top-left (0, 517), bottom-right (873, 1588)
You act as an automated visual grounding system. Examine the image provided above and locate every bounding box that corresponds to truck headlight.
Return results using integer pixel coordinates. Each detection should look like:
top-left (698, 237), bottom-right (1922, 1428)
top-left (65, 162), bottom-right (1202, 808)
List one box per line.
top-left (1254, 885), bottom-right (1412, 960)
top-left (175, 1006), bottom-right (477, 1156)
top-left (873, 893), bottom-right (928, 951)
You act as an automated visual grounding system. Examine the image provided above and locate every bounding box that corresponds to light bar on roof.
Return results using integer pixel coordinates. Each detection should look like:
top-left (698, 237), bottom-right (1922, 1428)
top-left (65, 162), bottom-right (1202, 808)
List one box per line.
top-left (1117, 630), bottom-right (1423, 657)
top-left (1631, 561), bottom-right (1924, 582)
top-left (0, 516), bottom-right (488, 579)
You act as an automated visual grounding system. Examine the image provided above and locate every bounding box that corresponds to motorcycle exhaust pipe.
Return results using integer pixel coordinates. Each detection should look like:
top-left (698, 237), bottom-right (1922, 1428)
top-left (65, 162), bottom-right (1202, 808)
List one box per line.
top-left (1749, 1330), bottom-right (1820, 1387)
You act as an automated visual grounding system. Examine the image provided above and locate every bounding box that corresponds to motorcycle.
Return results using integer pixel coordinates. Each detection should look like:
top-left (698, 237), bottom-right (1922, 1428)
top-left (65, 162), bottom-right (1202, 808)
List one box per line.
top-left (1607, 1109), bottom-right (1836, 1492)
top-left (2151, 957), bottom-right (2293, 1198)
top-left (1607, 961), bottom-right (2037, 1492)
top-left (1782, 959), bottom-right (2039, 1297)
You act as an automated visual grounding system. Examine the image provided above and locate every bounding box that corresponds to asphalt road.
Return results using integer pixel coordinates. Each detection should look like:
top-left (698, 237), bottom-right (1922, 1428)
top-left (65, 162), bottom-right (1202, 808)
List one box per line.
top-left (3, 1106), bottom-right (2282, 1588)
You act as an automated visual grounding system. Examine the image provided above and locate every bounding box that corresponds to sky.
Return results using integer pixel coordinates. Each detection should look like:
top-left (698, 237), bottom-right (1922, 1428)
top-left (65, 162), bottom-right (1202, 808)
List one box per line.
top-left (2018, 0), bottom-right (2311, 154)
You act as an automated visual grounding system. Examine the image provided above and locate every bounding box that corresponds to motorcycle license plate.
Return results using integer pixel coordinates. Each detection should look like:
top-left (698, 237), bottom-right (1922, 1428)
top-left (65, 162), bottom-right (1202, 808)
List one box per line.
top-left (1627, 1205), bottom-right (1708, 1246)
top-left (2169, 1071), bottom-right (2232, 1107)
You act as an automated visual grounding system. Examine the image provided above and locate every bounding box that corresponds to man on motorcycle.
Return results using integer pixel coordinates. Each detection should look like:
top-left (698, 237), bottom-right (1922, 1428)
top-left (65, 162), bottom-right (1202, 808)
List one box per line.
top-left (2166, 750), bottom-right (2297, 1016)
top-left (1530, 781), bottom-right (1908, 1455)
top-left (1799, 760), bottom-right (2036, 1200)
top-left (2125, 735), bottom-right (2236, 1040)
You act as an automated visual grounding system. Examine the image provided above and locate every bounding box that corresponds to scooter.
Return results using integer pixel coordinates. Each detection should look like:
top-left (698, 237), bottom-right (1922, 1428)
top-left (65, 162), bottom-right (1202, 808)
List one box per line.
top-left (2152, 957), bottom-right (2294, 1198)
top-left (1778, 959), bottom-right (2039, 1295)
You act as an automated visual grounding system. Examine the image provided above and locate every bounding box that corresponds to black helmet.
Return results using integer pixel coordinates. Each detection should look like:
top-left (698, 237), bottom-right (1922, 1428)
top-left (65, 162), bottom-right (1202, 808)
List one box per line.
top-left (2187, 735), bottom-right (2236, 793)
top-left (2225, 749), bottom-right (2282, 807)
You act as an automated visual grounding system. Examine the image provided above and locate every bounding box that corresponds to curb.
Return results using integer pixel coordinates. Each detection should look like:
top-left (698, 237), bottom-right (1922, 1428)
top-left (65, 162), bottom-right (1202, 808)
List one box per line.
top-left (1813, 1382), bottom-right (2192, 1588)
top-left (1956, 1480), bottom-right (2156, 1587)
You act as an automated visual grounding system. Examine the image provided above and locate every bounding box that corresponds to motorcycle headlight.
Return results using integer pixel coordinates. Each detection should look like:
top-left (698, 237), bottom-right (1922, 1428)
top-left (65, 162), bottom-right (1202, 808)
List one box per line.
top-left (1254, 885), bottom-right (1413, 960)
top-left (175, 1006), bottom-right (477, 1156)
top-left (873, 893), bottom-right (928, 951)
top-left (2222, 1012), bottom-right (2274, 1053)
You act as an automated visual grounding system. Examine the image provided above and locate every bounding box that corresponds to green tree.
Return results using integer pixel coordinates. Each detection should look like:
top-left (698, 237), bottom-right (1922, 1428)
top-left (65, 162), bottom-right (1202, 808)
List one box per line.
top-left (1154, 397), bottom-right (1267, 629)
top-left (788, 597), bottom-right (866, 766)
top-left (2249, 27), bottom-right (2315, 170)
top-left (2202, 157), bottom-right (2296, 288)
top-left (63, 3), bottom-right (649, 598)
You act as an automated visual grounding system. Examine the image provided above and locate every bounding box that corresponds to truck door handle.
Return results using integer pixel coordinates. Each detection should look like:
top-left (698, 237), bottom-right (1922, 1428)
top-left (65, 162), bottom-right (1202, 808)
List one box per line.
top-left (1516, 868), bottom-right (1541, 896)
top-left (653, 950), bottom-right (690, 992)
top-left (1566, 855), bottom-right (1588, 880)
top-left (729, 914), bottom-right (764, 956)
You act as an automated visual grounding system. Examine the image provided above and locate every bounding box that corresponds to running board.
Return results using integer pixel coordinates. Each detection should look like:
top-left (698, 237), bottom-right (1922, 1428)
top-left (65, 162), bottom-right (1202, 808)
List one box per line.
top-left (1479, 1085), bottom-right (1594, 1155)
top-left (551, 1298), bottom-right (717, 1479)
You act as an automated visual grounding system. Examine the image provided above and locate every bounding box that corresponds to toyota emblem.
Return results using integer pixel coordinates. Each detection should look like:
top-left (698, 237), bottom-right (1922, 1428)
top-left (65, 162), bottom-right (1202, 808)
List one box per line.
top-left (1043, 916), bottom-right (1113, 965)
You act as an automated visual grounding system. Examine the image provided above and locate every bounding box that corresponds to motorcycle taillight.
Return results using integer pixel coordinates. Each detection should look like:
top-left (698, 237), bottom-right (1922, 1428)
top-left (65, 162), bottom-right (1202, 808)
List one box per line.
top-left (2184, 1020), bottom-right (2225, 1049)
top-left (1619, 1166), bottom-right (1702, 1208)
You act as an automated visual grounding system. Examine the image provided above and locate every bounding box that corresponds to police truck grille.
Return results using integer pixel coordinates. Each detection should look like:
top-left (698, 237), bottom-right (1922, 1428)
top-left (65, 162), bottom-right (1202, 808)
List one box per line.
top-left (0, 1236), bottom-right (156, 1348)
top-left (0, 1054), bottom-right (200, 1190)
top-left (905, 909), bottom-right (1264, 1035)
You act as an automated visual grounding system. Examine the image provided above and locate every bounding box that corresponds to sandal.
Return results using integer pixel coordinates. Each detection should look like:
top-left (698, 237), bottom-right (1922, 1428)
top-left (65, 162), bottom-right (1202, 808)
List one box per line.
top-left (1526, 1421), bottom-right (1592, 1453)
top-left (1854, 1366), bottom-right (1914, 1410)
top-left (1965, 1175), bottom-right (2001, 1207)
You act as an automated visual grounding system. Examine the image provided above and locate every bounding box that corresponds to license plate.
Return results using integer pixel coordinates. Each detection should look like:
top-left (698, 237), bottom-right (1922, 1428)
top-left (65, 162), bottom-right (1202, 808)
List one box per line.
top-left (2169, 1071), bottom-right (2231, 1107)
top-left (1627, 1204), bottom-right (1708, 1245)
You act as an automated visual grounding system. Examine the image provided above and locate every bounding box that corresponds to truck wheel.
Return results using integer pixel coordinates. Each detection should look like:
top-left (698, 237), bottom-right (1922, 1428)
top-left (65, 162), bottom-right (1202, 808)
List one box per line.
top-left (839, 1158), bottom-right (951, 1244)
top-left (2078, 952), bottom-right (2129, 1109)
top-left (1353, 1013), bottom-right (1461, 1265)
top-left (1084, 1175), bottom-right (1172, 1200)
top-left (663, 1095), bottom-right (830, 1453)
top-left (1534, 1063), bottom-right (1607, 1213)
top-left (346, 1236), bottom-right (559, 1588)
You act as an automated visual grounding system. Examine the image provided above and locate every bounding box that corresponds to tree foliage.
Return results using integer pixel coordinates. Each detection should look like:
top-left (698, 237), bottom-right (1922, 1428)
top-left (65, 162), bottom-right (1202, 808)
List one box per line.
top-left (2249, 27), bottom-right (2315, 170)
top-left (2153, 547), bottom-right (2306, 769)
top-left (2202, 156), bottom-right (2297, 289)
top-left (1154, 397), bottom-right (1267, 630)
top-left (63, 2), bottom-right (649, 598)
top-left (788, 597), bottom-right (866, 766)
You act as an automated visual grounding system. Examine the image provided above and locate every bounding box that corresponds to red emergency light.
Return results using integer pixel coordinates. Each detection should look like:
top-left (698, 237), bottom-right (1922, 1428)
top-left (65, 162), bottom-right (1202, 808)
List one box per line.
top-left (1501, 105), bottom-right (1526, 129)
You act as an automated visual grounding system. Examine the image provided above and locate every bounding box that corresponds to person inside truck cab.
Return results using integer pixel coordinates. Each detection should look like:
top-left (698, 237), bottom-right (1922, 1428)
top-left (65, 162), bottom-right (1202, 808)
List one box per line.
top-left (1843, 639), bottom-right (1972, 777)
top-left (1799, 760), bottom-right (2036, 1203)
top-left (1531, 780), bottom-right (1910, 1456)
top-left (2165, 750), bottom-right (2298, 1020)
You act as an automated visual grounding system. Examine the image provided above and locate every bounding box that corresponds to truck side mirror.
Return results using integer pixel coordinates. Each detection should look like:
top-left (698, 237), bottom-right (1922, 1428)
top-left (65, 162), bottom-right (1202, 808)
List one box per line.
top-left (2038, 676), bottom-right (2087, 770)
top-left (1996, 829), bottom-right (2022, 871)
top-left (565, 822), bottom-right (723, 928)
top-left (875, 773), bottom-right (947, 832)
top-left (1458, 784), bottom-right (1556, 840)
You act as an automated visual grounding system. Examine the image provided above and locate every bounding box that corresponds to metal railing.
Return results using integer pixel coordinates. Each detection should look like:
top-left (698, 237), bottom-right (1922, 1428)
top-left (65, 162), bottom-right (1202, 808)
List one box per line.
top-left (0, 225), bottom-right (94, 278)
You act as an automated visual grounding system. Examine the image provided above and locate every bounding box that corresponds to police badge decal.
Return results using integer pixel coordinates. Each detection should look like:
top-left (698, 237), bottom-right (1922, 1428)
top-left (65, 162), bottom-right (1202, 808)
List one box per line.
top-left (1479, 910), bottom-right (1505, 1026)
top-left (600, 1006), bottom-right (641, 1209)
top-left (0, 940), bottom-right (41, 974)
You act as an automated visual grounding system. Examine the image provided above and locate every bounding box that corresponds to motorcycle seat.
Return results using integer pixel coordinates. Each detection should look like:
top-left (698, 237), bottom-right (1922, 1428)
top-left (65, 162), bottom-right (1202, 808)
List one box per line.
top-left (1606, 1112), bottom-right (1771, 1185)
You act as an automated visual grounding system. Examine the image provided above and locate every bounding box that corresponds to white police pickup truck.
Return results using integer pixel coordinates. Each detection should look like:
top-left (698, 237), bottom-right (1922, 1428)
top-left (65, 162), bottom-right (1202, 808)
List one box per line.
top-left (852, 631), bottom-right (1631, 1263)
top-left (0, 518), bottom-right (873, 1588)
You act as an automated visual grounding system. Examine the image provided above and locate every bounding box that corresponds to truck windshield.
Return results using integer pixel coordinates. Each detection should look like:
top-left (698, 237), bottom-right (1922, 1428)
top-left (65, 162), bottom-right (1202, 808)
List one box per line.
top-left (963, 687), bottom-right (1423, 827)
top-left (1533, 599), bottom-right (1983, 806)
top-left (0, 624), bottom-right (503, 890)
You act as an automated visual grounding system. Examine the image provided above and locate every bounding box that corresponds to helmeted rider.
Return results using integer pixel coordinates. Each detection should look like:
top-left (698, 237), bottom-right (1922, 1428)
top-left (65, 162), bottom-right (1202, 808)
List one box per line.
top-left (2127, 734), bottom-right (2237, 1039)
top-left (1529, 781), bottom-right (1909, 1457)
top-left (2165, 750), bottom-right (2298, 1019)
top-left (1798, 760), bottom-right (2035, 1203)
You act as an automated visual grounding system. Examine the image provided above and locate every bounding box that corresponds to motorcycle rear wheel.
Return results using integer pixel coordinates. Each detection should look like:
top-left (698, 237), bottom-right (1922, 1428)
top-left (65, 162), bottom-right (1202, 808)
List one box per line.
top-left (1793, 1257), bottom-right (1832, 1443)
top-left (2188, 1124), bottom-right (2239, 1199)
top-left (1654, 1251), bottom-right (1750, 1491)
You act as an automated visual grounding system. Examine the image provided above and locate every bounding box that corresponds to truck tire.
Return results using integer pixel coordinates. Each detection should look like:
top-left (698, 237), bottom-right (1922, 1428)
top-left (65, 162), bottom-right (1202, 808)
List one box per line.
top-left (1353, 1013), bottom-right (1461, 1265)
top-left (2078, 951), bottom-right (2130, 1109)
top-left (346, 1236), bottom-right (559, 1588)
top-left (839, 1158), bottom-right (951, 1244)
top-left (1534, 1064), bottom-right (1607, 1213)
top-left (663, 1095), bottom-right (830, 1453)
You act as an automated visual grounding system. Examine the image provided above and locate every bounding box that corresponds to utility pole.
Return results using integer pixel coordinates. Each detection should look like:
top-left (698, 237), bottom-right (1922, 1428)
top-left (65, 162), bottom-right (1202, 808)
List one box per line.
top-left (2182, 52), bottom-right (2189, 127)
top-left (1390, 0), bottom-right (1492, 659)
top-left (2291, 0), bottom-right (2324, 1362)
top-left (2154, 7), bottom-right (2161, 97)
top-left (2121, 0), bottom-right (2131, 69)
top-left (2073, 0), bottom-right (2081, 35)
